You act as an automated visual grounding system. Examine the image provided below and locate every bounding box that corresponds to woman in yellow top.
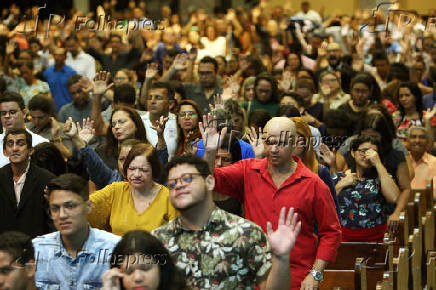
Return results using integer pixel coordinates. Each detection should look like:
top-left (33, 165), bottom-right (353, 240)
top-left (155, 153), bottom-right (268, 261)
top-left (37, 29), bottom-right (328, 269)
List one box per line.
top-left (88, 143), bottom-right (178, 236)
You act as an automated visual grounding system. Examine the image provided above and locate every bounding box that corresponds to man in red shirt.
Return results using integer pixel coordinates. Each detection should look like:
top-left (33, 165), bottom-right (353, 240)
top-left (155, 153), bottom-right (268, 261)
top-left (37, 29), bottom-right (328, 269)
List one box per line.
top-left (202, 116), bottom-right (342, 289)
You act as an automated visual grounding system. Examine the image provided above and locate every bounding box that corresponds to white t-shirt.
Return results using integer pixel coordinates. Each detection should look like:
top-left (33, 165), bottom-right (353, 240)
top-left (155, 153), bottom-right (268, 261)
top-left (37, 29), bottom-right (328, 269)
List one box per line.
top-left (0, 129), bottom-right (49, 168)
top-left (141, 112), bottom-right (178, 161)
top-left (198, 36), bottom-right (227, 60)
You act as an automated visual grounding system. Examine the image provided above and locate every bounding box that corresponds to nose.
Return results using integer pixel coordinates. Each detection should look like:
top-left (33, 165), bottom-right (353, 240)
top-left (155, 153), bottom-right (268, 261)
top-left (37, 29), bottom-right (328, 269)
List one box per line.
top-left (59, 206), bottom-right (68, 219)
top-left (215, 157), bottom-right (222, 168)
top-left (133, 269), bottom-right (144, 284)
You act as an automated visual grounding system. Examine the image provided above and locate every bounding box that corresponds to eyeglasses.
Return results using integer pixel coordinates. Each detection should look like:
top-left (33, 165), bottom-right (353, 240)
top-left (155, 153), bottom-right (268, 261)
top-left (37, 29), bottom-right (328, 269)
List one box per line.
top-left (167, 173), bottom-right (204, 189)
top-left (49, 201), bottom-right (84, 218)
top-left (352, 88), bottom-right (370, 95)
top-left (0, 110), bottom-right (20, 117)
top-left (178, 111), bottom-right (197, 118)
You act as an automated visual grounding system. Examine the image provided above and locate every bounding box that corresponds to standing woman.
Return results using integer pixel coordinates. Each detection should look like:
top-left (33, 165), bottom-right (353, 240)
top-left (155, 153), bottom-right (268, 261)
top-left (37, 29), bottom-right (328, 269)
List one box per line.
top-left (96, 106), bottom-right (148, 170)
top-left (392, 82), bottom-right (434, 144)
top-left (334, 133), bottom-right (400, 242)
top-left (89, 143), bottom-right (177, 236)
top-left (176, 100), bottom-right (203, 154)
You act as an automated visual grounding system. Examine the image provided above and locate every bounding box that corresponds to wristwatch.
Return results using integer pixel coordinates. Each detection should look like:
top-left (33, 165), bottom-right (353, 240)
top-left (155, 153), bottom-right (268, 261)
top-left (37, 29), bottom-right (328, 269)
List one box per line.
top-left (310, 269), bottom-right (323, 281)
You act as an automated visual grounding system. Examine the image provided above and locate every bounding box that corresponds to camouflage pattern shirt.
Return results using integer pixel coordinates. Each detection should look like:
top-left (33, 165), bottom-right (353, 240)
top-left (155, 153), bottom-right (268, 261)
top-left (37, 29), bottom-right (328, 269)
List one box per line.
top-left (152, 207), bottom-right (272, 289)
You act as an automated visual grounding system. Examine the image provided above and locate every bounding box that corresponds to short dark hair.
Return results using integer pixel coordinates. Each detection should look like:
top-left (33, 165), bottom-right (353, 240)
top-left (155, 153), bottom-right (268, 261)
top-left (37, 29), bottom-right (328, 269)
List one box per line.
top-left (199, 56), bottom-right (218, 72)
top-left (0, 231), bottom-right (34, 265)
top-left (165, 154), bottom-right (211, 177)
top-left (3, 128), bottom-right (32, 150)
top-left (248, 109), bottom-right (272, 129)
top-left (47, 173), bottom-right (89, 201)
top-left (150, 82), bottom-right (175, 100)
top-left (372, 50), bottom-right (389, 65)
top-left (28, 94), bottom-right (56, 115)
top-left (113, 84), bottom-right (136, 105)
top-left (123, 143), bottom-right (162, 179)
top-left (387, 62), bottom-right (410, 82)
top-left (110, 230), bottom-right (186, 290)
top-left (67, 74), bottom-right (82, 89)
top-left (31, 142), bottom-right (67, 176)
top-left (277, 105), bottom-right (301, 117)
top-left (350, 132), bottom-right (382, 152)
top-left (170, 81), bottom-right (186, 100)
top-left (0, 92), bottom-right (25, 110)
top-left (324, 109), bottom-right (351, 131)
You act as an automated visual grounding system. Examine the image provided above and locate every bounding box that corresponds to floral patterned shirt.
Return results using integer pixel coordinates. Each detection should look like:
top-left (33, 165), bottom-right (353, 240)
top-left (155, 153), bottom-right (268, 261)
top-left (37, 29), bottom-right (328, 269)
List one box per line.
top-left (152, 207), bottom-right (272, 289)
top-left (333, 172), bottom-right (389, 229)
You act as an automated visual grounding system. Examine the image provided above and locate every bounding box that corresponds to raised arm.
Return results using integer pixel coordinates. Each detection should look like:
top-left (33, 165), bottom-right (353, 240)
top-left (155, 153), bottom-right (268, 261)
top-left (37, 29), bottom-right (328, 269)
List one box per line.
top-left (89, 71), bottom-right (113, 135)
top-left (140, 62), bottom-right (159, 108)
top-left (259, 207), bottom-right (301, 290)
top-left (200, 112), bottom-right (228, 173)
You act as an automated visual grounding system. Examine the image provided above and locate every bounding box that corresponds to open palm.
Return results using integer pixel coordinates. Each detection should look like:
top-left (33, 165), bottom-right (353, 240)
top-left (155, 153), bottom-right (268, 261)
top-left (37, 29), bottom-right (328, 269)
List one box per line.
top-left (199, 113), bottom-right (227, 152)
top-left (267, 207), bottom-right (301, 257)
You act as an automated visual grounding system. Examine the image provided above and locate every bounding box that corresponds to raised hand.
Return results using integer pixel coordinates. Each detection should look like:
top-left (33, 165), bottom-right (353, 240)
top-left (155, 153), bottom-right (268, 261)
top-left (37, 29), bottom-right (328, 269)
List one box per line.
top-left (94, 71), bottom-right (113, 95)
top-left (209, 94), bottom-right (225, 113)
top-left (247, 126), bottom-right (265, 159)
top-left (423, 105), bottom-right (436, 126)
top-left (50, 117), bottom-right (61, 138)
top-left (184, 131), bottom-right (200, 155)
top-left (318, 143), bottom-right (335, 167)
top-left (172, 53), bottom-right (189, 71)
top-left (267, 207), bottom-right (301, 258)
top-left (280, 70), bottom-right (293, 91)
top-left (150, 116), bottom-right (169, 137)
top-left (63, 117), bottom-right (78, 138)
top-left (199, 113), bottom-right (227, 152)
top-left (341, 169), bottom-right (358, 187)
top-left (145, 62), bottom-right (159, 79)
top-left (77, 117), bottom-right (95, 144)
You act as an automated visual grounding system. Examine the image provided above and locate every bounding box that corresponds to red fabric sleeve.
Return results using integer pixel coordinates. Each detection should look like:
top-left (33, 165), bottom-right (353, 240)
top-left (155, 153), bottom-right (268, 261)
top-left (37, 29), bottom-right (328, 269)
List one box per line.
top-left (312, 179), bottom-right (342, 263)
top-left (214, 159), bottom-right (250, 202)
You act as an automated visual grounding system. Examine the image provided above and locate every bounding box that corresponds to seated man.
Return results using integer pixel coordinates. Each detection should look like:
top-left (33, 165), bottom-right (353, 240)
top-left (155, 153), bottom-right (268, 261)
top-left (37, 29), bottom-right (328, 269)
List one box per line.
top-left (153, 154), bottom-right (301, 289)
top-left (409, 126), bottom-right (436, 196)
top-left (33, 173), bottom-right (121, 289)
top-left (0, 231), bottom-right (36, 290)
top-left (0, 128), bottom-right (55, 237)
top-left (58, 75), bottom-right (92, 123)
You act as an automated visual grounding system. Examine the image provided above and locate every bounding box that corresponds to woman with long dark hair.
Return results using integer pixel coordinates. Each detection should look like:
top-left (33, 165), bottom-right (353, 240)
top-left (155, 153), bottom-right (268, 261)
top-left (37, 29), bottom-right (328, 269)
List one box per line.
top-left (175, 100), bottom-right (203, 154)
top-left (102, 230), bottom-right (186, 290)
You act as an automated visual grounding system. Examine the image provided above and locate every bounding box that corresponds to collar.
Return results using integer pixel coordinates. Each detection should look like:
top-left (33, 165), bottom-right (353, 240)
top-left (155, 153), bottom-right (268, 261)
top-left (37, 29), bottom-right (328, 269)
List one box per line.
top-left (419, 152), bottom-right (435, 164)
top-left (54, 226), bottom-right (94, 257)
top-left (250, 156), bottom-right (312, 188)
top-left (173, 207), bottom-right (224, 235)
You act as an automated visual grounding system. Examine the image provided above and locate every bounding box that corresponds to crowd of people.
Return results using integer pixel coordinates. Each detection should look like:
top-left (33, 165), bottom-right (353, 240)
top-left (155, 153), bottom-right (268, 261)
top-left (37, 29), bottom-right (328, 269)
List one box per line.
top-left (0, 0), bottom-right (435, 289)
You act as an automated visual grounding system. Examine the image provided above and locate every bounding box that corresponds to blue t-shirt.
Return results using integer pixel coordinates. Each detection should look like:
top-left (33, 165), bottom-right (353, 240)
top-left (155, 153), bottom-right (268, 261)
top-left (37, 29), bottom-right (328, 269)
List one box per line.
top-left (195, 139), bottom-right (254, 159)
top-left (43, 65), bottom-right (77, 111)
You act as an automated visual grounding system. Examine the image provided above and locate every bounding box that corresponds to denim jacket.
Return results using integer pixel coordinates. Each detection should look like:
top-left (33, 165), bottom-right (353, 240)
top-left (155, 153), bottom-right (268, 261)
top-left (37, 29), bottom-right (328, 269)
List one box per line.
top-left (32, 227), bottom-right (120, 290)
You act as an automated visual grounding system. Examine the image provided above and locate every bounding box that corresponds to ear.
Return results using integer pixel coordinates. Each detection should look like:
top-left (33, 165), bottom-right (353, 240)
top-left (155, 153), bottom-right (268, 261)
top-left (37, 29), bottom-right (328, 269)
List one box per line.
top-left (22, 108), bottom-right (27, 115)
top-left (3, 148), bottom-right (8, 157)
top-left (205, 175), bottom-right (215, 191)
top-left (25, 259), bottom-right (36, 278)
top-left (85, 200), bottom-right (92, 214)
top-left (28, 147), bottom-right (34, 156)
top-left (350, 150), bottom-right (356, 160)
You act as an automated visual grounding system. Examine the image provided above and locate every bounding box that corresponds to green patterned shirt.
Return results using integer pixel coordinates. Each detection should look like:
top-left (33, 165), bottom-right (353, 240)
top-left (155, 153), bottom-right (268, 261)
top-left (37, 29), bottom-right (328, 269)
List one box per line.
top-left (152, 207), bottom-right (272, 289)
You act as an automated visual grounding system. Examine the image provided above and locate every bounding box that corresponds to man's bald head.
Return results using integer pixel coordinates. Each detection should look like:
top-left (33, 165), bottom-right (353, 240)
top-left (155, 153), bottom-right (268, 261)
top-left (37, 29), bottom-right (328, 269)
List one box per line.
top-left (264, 117), bottom-right (296, 137)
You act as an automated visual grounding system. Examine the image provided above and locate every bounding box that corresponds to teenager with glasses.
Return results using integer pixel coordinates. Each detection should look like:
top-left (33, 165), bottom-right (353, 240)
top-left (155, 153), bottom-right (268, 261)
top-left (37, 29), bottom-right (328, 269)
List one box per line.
top-left (332, 133), bottom-right (400, 242)
top-left (88, 143), bottom-right (177, 236)
top-left (32, 173), bottom-right (120, 289)
top-left (153, 154), bottom-right (301, 289)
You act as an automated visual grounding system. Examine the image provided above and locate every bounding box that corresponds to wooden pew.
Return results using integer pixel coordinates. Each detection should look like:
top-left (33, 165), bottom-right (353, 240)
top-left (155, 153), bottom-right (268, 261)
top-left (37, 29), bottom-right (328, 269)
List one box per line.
top-left (427, 252), bottom-right (436, 290)
top-left (321, 242), bottom-right (388, 290)
top-left (376, 247), bottom-right (409, 290)
top-left (409, 228), bottom-right (423, 290)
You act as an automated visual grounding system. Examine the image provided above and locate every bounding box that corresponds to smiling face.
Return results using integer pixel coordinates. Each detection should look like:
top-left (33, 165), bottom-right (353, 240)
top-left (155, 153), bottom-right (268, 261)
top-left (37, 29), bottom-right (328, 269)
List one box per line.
top-left (111, 111), bottom-right (137, 141)
top-left (126, 155), bottom-right (153, 191)
top-left (3, 133), bottom-right (32, 165)
top-left (121, 253), bottom-right (160, 290)
top-left (48, 190), bottom-right (91, 238)
top-left (408, 128), bottom-right (428, 155)
top-left (167, 164), bottom-right (213, 211)
top-left (398, 87), bottom-right (416, 111)
top-left (178, 105), bottom-right (199, 131)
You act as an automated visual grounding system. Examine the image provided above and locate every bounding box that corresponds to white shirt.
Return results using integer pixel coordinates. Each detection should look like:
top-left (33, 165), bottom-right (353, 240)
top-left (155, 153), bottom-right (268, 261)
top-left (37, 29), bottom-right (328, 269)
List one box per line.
top-left (48, 51), bottom-right (96, 79)
top-left (198, 36), bottom-right (227, 60)
top-left (294, 10), bottom-right (323, 26)
top-left (13, 162), bottom-right (30, 206)
top-left (0, 129), bottom-right (49, 168)
top-left (141, 112), bottom-right (178, 160)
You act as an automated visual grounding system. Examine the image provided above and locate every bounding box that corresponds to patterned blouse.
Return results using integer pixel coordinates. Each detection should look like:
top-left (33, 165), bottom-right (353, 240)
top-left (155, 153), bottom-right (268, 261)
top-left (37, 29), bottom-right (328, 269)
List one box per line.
top-left (392, 111), bottom-right (424, 141)
top-left (152, 207), bottom-right (272, 289)
top-left (333, 172), bottom-right (389, 229)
